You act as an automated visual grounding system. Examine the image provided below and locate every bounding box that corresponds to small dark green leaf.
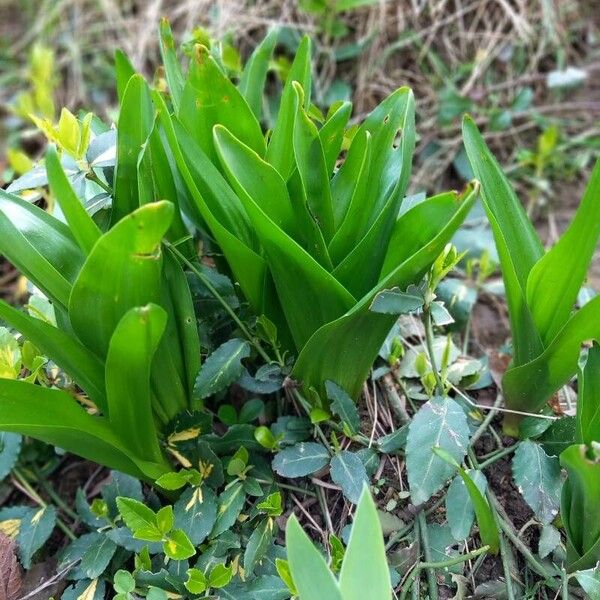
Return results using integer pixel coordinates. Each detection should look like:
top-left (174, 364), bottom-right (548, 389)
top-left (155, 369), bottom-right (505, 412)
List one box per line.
top-left (272, 442), bottom-right (330, 478)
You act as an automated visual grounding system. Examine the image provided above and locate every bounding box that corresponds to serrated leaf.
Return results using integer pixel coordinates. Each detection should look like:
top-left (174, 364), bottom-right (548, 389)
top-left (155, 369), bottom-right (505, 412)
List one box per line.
top-left (193, 338), bottom-right (250, 400)
top-left (116, 497), bottom-right (161, 541)
top-left (272, 442), bottom-right (330, 478)
top-left (17, 506), bottom-right (56, 568)
top-left (406, 397), bottom-right (470, 505)
top-left (163, 529), bottom-right (195, 560)
top-left (513, 440), bottom-right (561, 524)
top-left (330, 451), bottom-right (368, 504)
top-left (174, 487), bottom-right (217, 546)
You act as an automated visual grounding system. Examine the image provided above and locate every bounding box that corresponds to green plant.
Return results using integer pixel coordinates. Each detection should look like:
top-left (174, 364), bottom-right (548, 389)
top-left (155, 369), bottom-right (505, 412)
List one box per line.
top-left (155, 23), bottom-right (477, 402)
top-left (284, 486), bottom-right (391, 600)
top-left (560, 343), bottom-right (600, 571)
top-left (0, 146), bottom-right (200, 480)
top-left (463, 116), bottom-right (600, 433)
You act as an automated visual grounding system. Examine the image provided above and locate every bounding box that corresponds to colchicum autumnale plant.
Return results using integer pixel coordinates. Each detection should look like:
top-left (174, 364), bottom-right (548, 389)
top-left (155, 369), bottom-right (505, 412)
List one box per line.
top-left (560, 343), bottom-right (600, 571)
top-left (463, 116), bottom-right (600, 433)
top-left (154, 22), bottom-right (478, 401)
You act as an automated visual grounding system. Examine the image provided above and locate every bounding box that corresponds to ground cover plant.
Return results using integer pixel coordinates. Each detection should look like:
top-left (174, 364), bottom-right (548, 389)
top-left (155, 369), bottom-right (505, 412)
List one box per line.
top-left (0, 7), bottom-right (600, 600)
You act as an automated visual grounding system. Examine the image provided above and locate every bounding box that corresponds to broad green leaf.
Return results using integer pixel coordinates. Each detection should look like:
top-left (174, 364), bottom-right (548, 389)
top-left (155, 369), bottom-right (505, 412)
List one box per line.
top-left (538, 524), bottom-right (561, 559)
top-left (503, 296), bottom-right (600, 418)
top-left (319, 101), bottom-right (352, 176)
top-left (577, 344), bottom-right (600, 445)
top-left (244, 518), bottom-right (273, 576)
top-left (292, 184), bottom-right (476, 398)
top-left (526, 159), bottom-right (600, 344)
top-left (114, 50), bottom-right (136, 103)
top-left (211, 482), bottom-right (246, 537)
top-left (154, 96), bottom-right (267, 312)
top-left (79, 534), bottom-right (118, 579)
top-left (272, 442), bottom-right (330, 478)
top-left (292, 82), bottom-right (335, 242)
top-left (266, 36), bottom-right (311, 179)
top-left (208, 563), bottom-right (233, 588)
top-left (178, 45), bottom-right (265, 164)
top-left (193, 338), bottom-right (250, 401)
top-left (46, 145), bottom-right (101, 253)
top-left (370, 287), bottom-right (423, 314)
top-left (18, 506), bottom-right (56, 568)
top-left (238, 27), bottom-right (278, 120)
top-left (561, 445), bottom-right (600, 570)
top-left (339, 487), bottom-right (391, 600)
top-left (116, 497), bottom-right (161, 540)
top-left (159, 18), bottom-right (185, 111)
top-left (105, 305), bottom-right (166, 462)
top-left (112, 74), bottom-right (154, 224)
top-left (574, 566), bottom-right (600, 598)
top-left (0, 379), bottom-right (169, 480)
top-left (0, 300), bottom-right (106, 410)
top-left (186, 568), bottom-right (208, 594)
top-left (286, 514), bottom-right (343, 600)
top-left (213, 125), bottom-right (297, 237)
top-left (329, 451), bottom-right (368, 504)
top-left (434, 449), bottom-right (498, 554)
top-left (69, 201), bottom-right (173, 358)
top-left (406, 397), bottom-right (470, 505)
top-left (174, 487), bottom-right (217, 546)
top-left (0, 188), bottom-right (83, 309)
top-left (446, 470), bottom-right (487, 541)
top-left (513, 440), bottom-right (561, 524)
top-left (164, 528), bottom-right (195, 560)
top-left (463, 116), bottom-right (544, 365)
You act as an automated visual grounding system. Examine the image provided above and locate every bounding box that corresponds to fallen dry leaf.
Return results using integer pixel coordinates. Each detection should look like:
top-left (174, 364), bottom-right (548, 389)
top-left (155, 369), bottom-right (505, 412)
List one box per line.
top-left (0, 533), bottom-right (22, 600)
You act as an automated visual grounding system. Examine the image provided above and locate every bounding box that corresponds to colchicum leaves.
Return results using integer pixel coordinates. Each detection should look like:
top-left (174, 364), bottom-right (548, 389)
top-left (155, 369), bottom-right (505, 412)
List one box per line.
top-left (0, 23), bottom-right (477, 479)
top-left (463, 116), bottom-right (600, 432)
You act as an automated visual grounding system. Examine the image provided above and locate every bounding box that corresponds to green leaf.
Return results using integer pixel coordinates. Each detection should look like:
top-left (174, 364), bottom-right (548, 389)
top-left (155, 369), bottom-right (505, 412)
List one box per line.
top-left (179, 45), bottom-right (265, 164)
top-left (156, 506), bottom-right (174, 536)
top-left (69, 201), bottom-right (173, 358)
top-left (433, 449), bottom-right (498, 554)
top-left (503, 296), bottom-right (600, 418)
top-left (525, 160), bottom-right (600, 344)
top-left (0, 188), bottom-right (83, 309)
top-left (292, 82), bottom-right (335, 242)
top-left (211, 482), bottom-right (246, 537)
top-left (112, 74), bottom-right (154, 224)
top-left (79, 534), bottom-right (118, 579)
top-left (574, 566), bottom-right (600, 598)
top-left (238, 27), bottom-right (278, 120)
top-left (0, 380), bottom-right (168, 480)
top-left (513, 440), bottom-right (561, 524)
top-left (158, 19), bottom-right (185, 111)
top-left (174, 487), bottom-right (217, 546)
top-left (0, 300), bottom-right (106, 409)
top-left (266, 36), bottom-right (312, 179)
top-left (577, 344), bottom-right (600, 445)
top-left (406, 397), bottom-right (470, 505)
top-left (339, 487), bottom-right (391, 600)
top-left (462, 116), bottom-right (544, 366)
top-left (208, 563), bottom-right (233, 589)
top-left (538, 524), bottom-right (561, 559)
top-left (319, 101), bottom-right (352, 176)
top-left (370, 287), bottom-right (424, 314)
top-left (0, 432), bottom-right (20, 480)
top-left (445, 470), bottom-right (487, 541)
top-left (326, 381), bottom-right (360, 436)
top-left (244, 518), bottom-right (273, 576)
top-left (330, 451), bottom-right (368, 504)
top-left (116, 497), bottom-right (162, 541)
top-left (105, 305), bottom-right (166, 461)
top-left (186, 568), bottom-right (208, 594)
top-left (16, 505), bottom-right (55, 568)
top-left (193, 338), bottom-right (250, 400)
top-left (286, 514), bottom-right (343, 600)
top-left (272, 442), bottom-right (330, 478)
top-left (114, 51), bottom-right (136, 103)
top-left (46, 144), bottom-right (101, 254)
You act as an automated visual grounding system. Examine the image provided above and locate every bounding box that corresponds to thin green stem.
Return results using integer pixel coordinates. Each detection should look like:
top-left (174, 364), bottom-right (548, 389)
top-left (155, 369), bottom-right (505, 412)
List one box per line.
top-left (418, 511), bottom-right (438, 600)
top-left (423, 304), bottom-right (444, 396)
top-left (86, 169), bottom-right (112, 194)
top-left (32, 466), bottom-right (79, 521)
top-left (477, 444), bottom-right (517, 469)
top-left (420, 544), bottom-right (490, 569)
top-left (165, 242), bottom-right (274, 364)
